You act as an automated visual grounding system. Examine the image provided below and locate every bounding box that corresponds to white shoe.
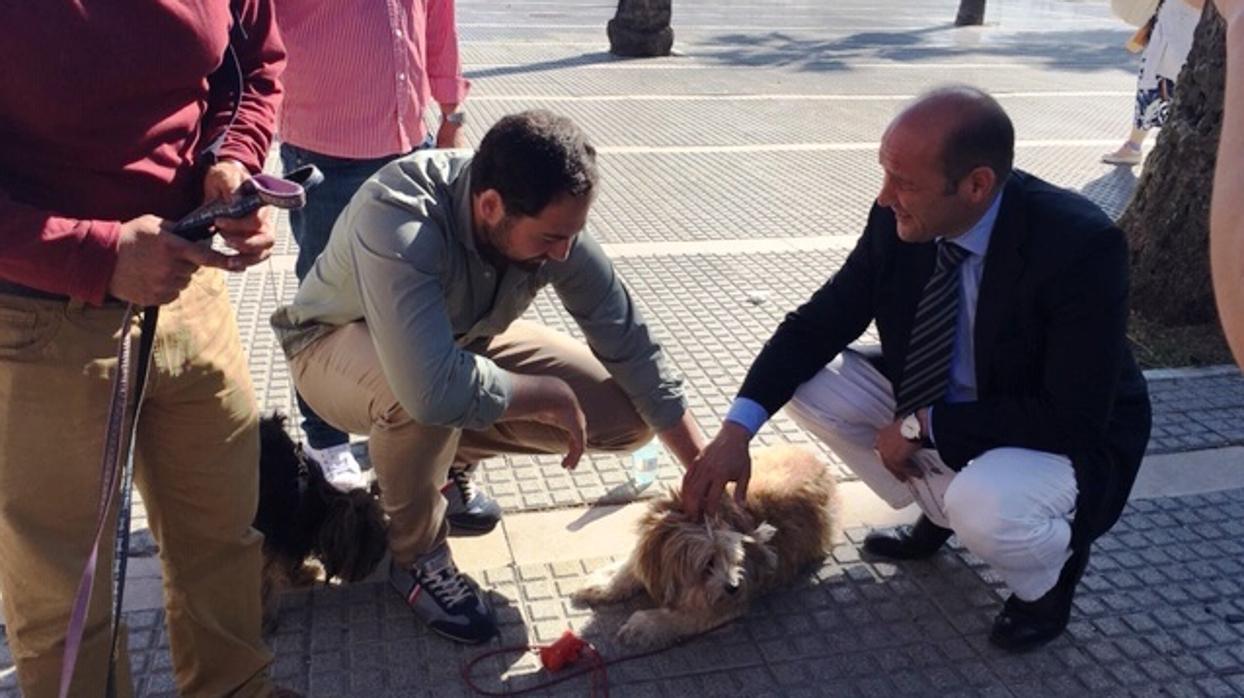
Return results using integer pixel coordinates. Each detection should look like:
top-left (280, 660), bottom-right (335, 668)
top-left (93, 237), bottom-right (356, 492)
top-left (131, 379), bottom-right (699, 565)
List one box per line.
top-left (304, 443), bottom-right (369, 492)
top-left (1101, 142), bottom-right (1143, 166)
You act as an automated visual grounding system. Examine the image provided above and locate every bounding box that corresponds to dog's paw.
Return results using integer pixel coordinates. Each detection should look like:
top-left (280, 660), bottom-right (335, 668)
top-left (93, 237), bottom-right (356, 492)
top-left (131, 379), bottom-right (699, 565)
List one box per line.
top-left (616, 609), bottom-right (676, 649)
top-left (569, 582), bottom-right (613, 608)
top-left (569, 561), bottom-right (634, 607)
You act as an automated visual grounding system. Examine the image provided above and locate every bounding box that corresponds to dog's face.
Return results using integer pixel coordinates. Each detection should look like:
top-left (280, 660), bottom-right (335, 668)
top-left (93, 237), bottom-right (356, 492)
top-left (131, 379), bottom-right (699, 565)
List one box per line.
top-left (633, 500), bottom-right (777, 612)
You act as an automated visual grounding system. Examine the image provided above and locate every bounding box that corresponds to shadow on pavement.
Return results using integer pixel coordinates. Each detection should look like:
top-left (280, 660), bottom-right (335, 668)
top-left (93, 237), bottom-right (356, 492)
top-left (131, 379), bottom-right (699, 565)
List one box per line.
top-left (695, 27), bottom-right (1137, 74)
top-left (566, 480), bottom-right (659, 532)
top-left (465, 51), bottom-right (629, 80)
top-left (1080, 164), bottom-right (1139, 220)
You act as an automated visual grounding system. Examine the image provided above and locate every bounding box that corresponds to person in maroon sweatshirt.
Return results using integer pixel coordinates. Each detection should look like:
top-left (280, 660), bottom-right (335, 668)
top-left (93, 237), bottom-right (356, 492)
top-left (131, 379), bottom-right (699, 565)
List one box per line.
top-left (0, 3), bottom-right (291, 696)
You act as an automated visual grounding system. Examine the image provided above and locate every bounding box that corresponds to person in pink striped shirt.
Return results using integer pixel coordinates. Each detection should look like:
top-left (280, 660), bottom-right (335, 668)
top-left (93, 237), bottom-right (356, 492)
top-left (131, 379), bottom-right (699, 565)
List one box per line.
top-left (273, 0), bottom-right (498, 529)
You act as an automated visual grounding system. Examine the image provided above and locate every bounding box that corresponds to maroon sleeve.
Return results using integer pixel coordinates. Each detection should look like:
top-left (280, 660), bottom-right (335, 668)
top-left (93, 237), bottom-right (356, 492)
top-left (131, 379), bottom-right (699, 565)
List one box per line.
top-left (0, 187), bottom-right (121, 305)
top-left (206, 0), bottom-right (286, 174)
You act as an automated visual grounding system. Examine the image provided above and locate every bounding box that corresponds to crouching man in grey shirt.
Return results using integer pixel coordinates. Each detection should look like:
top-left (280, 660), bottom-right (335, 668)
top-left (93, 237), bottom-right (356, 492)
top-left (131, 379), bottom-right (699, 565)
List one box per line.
top-left (271, 110), bottom-right (704, 644)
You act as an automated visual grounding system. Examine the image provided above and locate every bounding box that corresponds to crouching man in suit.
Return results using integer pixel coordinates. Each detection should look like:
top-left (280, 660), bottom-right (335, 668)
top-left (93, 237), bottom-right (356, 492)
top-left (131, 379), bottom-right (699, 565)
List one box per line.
top-left (684, 85), bottom-right (1152, 651)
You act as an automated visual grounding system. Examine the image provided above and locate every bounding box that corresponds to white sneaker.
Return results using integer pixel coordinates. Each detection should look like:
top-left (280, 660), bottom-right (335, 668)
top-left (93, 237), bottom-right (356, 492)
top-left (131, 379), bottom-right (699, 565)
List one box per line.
top-left (304, 443), bottom-right (369, 492)
top-left (1101, 142), bottom-right (1143, 166)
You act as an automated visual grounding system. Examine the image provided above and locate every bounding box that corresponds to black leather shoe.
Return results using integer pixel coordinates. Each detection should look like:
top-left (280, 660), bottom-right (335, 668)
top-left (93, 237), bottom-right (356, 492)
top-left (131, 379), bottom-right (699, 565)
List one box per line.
top-left (862, 515), bottom-right (953, 560)
top-left (989, 547), bottom-right (1090, 652)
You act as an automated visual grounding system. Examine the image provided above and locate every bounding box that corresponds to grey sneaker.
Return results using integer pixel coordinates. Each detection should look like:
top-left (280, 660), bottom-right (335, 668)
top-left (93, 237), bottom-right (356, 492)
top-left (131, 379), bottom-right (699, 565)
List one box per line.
top-left (443, 464), bottom-right (502, 534)
top-left (390, 543), bottom-right (497, 644)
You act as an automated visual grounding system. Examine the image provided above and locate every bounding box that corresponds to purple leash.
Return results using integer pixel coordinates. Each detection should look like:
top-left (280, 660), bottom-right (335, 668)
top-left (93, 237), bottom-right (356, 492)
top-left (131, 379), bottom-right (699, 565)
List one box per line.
top-left (57, 166), bottom-right (321, 698)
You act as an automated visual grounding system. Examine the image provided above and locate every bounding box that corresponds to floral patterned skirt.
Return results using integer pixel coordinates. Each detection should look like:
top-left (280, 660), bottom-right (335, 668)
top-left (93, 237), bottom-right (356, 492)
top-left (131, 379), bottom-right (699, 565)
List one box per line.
top-left (1132, 0), bottom-right (1202, 130)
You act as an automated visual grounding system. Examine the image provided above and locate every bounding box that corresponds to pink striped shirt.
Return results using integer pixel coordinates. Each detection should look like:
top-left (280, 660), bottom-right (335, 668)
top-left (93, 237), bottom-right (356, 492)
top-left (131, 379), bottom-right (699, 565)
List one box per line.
top-left (275, 0), bottom-right (470, 159)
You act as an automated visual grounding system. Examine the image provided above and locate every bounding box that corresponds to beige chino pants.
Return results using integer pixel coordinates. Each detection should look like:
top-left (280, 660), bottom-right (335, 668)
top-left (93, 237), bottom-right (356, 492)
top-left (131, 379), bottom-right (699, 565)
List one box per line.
top-left (290, 320), bottom-right (652, 566)
top-left (0, 270), bottom-right (272, 697)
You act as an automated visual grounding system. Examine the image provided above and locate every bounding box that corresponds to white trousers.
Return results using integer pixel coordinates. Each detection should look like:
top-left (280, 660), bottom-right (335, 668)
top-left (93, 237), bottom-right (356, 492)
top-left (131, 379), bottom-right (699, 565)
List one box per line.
top-left (786, 350), bottom-right (1078, 601)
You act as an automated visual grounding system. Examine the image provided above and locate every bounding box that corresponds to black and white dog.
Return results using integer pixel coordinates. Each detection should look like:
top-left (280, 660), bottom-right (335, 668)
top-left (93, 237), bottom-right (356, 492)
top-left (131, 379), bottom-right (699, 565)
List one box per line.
top-left (254, 413), bottom-right (388, 630)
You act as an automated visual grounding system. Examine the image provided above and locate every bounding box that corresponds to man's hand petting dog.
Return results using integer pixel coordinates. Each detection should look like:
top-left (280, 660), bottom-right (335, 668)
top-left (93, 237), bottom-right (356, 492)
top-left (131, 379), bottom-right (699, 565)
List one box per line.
top-left (875, 418), bottom-right (922, 482)
top-left (576, 446), bottom-right (837, 650)
top-left (202, 158), bottom-right (276, 269)
top-left (504, 373), bottom-right (587, 469)
top-left (681, 421), bottom-right (752, 519)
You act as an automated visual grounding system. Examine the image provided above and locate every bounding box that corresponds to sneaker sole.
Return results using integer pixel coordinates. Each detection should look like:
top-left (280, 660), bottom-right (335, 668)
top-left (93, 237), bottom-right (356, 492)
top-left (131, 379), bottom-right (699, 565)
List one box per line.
top-left (425, 622), bottom-right (498, 645)
top-left (447, 519), bottom-right (501, 536)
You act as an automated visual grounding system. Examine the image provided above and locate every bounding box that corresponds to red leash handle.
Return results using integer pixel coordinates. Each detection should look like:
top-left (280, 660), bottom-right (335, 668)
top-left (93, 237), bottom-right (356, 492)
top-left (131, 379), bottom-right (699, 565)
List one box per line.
top-left (462, 630), bottom-right (607, 697)
top-left (461, 619), bottom-right (735, 697)
top-left (540, 630), bottom-right (588, 672)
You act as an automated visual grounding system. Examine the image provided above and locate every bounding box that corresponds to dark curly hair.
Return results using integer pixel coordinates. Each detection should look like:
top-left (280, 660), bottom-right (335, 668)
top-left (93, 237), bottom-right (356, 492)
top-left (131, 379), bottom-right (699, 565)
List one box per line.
top-left (470, 110), bottom-right (599, 217)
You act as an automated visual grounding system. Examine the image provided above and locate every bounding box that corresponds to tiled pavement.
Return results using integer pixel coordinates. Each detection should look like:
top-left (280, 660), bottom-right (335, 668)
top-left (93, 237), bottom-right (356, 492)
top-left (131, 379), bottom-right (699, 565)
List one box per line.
top-left (5, 0), bottom-right (1244, 695)
top-left (10, 490), bottom-right (1243, 697)
top-left (282, 490), bottom-right (1244, 697)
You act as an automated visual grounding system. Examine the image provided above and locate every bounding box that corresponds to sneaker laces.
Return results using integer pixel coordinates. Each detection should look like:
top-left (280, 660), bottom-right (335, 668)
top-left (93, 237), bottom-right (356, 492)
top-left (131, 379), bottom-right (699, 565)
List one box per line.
top-left (448, 466), bottom-right (476, 506)
top-left (315, 444), bottom-right (361, 483)
top-left (419, 553), bottom-right (474, 608)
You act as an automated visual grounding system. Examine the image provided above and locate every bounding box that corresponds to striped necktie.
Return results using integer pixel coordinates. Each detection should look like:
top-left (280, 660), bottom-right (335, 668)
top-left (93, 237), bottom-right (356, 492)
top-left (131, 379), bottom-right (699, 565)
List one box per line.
top-left (894, 240), bottom-right (971, 418)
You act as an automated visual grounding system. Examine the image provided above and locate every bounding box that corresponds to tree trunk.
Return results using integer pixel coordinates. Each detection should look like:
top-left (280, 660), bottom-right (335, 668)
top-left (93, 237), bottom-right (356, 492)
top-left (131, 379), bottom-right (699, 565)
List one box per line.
top-left (608, 0), bottom-right (674, 57)
top-left (955, 0), bottom-right (987, 26)
top-left (1119, 3), bottom-right (1226, 325)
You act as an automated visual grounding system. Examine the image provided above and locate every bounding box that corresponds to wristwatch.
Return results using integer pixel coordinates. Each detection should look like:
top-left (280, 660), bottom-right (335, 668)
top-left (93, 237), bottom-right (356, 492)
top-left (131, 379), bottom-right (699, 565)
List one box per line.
top-left (443, 109), bottom-right (467, 126)
top-left (900, 413), bottom-right (923, 442)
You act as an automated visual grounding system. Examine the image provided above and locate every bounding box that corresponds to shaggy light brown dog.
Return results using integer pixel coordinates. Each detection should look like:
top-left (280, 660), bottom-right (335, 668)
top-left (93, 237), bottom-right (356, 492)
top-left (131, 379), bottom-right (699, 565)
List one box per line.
top-left (571, 445), bottom-right (837, 649)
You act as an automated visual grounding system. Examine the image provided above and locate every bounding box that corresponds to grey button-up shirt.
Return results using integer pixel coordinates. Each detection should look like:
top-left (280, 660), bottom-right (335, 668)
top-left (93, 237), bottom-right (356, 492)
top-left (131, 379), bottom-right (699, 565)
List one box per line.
top-left (271, 150), bottom-right (686, 432)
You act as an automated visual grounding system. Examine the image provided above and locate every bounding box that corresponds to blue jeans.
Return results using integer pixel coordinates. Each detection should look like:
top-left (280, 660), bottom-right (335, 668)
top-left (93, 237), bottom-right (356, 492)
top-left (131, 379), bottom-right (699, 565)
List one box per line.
top-left (279, 143), bottom-right (409, 448)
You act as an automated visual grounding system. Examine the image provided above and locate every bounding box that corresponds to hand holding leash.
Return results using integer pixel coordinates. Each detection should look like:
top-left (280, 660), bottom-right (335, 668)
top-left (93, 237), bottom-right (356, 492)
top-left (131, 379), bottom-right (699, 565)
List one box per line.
top-left (175, 165), bottom-right (322, 240)
top-left (202, 160), bottom-right (276, 265)
top-left (106, 167), bottom-right (322, 306)
top-left (107, 215), bottom-right (238, 306)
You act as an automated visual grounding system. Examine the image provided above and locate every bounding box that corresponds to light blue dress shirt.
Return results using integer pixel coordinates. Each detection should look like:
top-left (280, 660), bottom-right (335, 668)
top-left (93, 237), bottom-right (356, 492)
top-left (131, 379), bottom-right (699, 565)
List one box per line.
top-left (725, 193), bottom-right (1004, 437)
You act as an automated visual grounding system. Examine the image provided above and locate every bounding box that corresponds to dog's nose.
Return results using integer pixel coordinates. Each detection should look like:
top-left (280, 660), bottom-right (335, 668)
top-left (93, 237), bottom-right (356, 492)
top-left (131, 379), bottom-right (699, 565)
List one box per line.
top-left (725, 582), bottom-right (740, 595)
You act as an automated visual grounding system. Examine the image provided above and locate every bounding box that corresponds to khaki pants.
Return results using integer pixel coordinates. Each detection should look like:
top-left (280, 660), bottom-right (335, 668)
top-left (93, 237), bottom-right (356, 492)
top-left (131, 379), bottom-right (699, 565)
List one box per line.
top-left (0, 270), bottom-right (272, 697)
top-left (291, 320), bottom-right (652, 566)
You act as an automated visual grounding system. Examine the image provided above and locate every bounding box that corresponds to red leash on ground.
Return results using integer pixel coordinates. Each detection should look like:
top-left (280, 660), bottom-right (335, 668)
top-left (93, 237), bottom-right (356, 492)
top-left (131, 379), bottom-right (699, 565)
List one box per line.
top-left (463, 631), bottom-right (608, 697)
top-left (462, 622), bottom-right (734, 697)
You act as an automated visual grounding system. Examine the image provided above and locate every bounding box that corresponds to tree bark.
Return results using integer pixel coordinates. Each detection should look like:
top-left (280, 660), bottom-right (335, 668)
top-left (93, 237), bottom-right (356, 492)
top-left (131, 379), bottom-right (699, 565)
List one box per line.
top-left (1120, 3), bottom-right (1226, 325)
top-left (955, 0), bottom-right (987, 26)
top-left (608, 0), bottom-right (674, 57)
